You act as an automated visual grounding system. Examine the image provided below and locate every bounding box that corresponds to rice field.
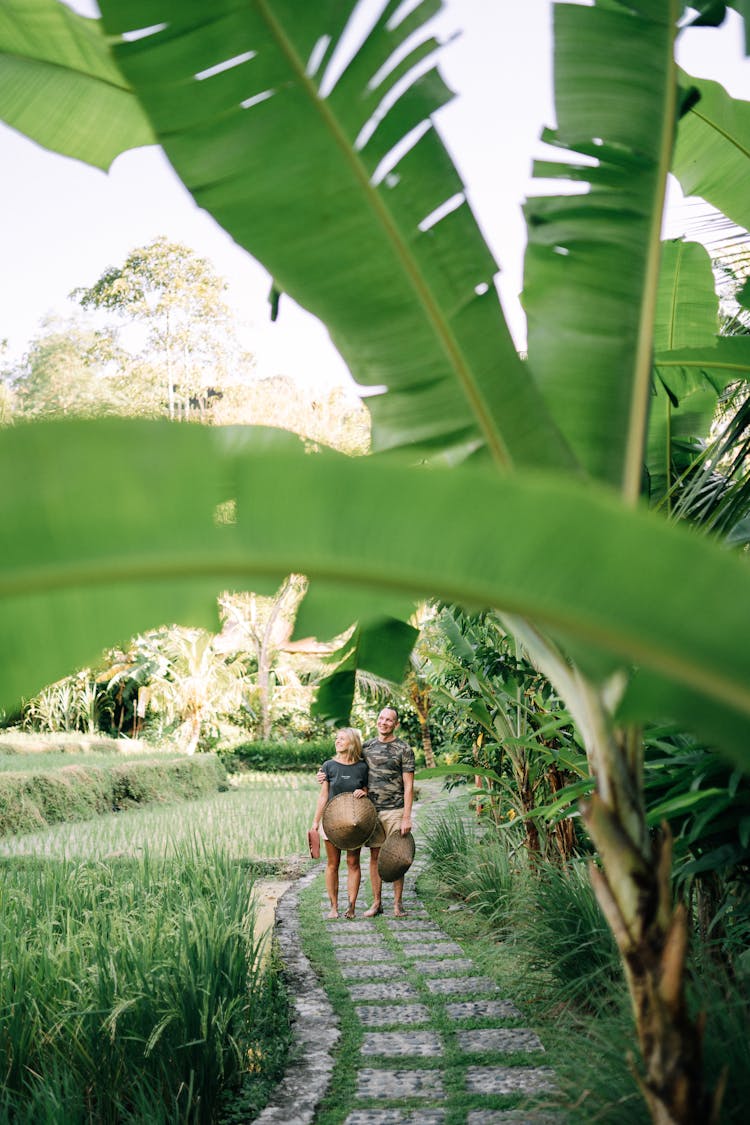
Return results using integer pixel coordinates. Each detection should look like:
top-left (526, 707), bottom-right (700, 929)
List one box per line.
top-left (0, 771), bottom-right (314, 1122)
top-left (0, 770), bottom-right (317, 861)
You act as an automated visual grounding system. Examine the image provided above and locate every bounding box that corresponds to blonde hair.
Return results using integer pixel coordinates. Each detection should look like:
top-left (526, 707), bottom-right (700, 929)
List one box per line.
top-left (336, 727), bottom-right (362, 763)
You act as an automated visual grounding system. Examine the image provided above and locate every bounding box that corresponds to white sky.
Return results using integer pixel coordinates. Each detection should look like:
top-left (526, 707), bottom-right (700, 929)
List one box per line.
top-left (1, 1), bottom-right (749, 390)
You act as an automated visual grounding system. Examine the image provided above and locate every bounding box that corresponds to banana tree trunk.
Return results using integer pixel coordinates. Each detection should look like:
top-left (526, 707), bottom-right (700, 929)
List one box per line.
top-left (505, 619), bottom-right (717, 1124)
top-left (419, 716), bottom-right (436, 769)
top-left (582, 741), bottom-right (717, 1124)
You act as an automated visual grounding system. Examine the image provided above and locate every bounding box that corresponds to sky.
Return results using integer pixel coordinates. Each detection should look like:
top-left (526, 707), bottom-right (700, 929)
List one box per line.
top-left (2, 1), bottom-right (750, 391)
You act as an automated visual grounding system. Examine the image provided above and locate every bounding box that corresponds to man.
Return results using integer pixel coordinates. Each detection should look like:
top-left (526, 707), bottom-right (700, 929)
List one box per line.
top-left (362, 705), bottom-right (415, 917)
top-left (317, 705), bottom-right (414, 916)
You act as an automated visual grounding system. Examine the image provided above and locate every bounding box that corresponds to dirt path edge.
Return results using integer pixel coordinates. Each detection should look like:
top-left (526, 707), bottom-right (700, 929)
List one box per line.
top-left (253, 866), bottom-right (338, 1124)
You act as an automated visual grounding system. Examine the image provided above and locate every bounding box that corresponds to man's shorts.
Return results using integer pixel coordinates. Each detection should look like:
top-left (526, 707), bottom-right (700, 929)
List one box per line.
top-left (367, 806), bottom-right (406, 849)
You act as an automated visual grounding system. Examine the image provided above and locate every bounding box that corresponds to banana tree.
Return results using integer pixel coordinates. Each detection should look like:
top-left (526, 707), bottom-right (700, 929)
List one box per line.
top-left (3, 0), bottom-right (750, 1120)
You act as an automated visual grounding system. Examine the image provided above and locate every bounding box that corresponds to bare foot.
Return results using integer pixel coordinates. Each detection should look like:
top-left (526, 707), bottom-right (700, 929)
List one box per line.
top-left (393, 905), bottom-right (407, 918)
top-left (344, 903), bottom-right (356, 919)
top-left (327, 908), bottom-right (339, 919)
top-left (363, 903), bottom-right (383, 917)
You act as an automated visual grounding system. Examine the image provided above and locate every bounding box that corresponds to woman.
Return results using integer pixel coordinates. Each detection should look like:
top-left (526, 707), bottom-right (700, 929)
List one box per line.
top-left (311, 728), bottom-right (368, 919)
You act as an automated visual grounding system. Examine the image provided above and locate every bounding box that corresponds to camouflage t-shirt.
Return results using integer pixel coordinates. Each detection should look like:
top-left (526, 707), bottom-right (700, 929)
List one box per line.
top-left (362, 737), bottom-right (415, 811)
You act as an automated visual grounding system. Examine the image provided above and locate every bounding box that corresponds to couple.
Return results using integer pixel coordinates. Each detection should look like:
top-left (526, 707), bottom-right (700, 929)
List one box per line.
top-left (311, 706), bottom-right (414, 919)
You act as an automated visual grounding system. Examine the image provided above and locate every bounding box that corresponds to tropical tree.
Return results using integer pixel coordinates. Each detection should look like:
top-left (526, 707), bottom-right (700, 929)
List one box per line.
top-left (8, 318), bottom-right (123, 418)
top-left (3, 2), bottom-right (750, 1120)
top-left (73, 237), bottom-right (245, 420)
top-left (217, 577), bottom-right (308, 740)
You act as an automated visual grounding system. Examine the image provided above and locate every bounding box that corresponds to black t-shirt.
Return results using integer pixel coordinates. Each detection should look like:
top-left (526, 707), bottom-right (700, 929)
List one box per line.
top-left (322, 758), bottom-right (369, 800)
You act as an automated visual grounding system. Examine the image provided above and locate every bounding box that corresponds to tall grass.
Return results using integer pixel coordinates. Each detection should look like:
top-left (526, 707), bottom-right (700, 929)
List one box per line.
top-left (0, 771), bottom-right (317, 861)
top-left (422, 801), bottom-right (528, 932)
top-left (0, 843), bottom-right (290, 1123)
top-left (421, 806), bottom-right (750, 1122)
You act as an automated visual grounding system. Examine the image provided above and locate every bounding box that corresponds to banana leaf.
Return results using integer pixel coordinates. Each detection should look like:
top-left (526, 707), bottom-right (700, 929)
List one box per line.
top-left (523, 0), bottom-right (677, 494)
top-left (0, 0), bottom-right (153, 168)
top-left (3, 419), bottom-right (750, 769)
top-left (674, 69), bottom-right (750, 231)
top-left (95, 0), bottom-right (572, 472)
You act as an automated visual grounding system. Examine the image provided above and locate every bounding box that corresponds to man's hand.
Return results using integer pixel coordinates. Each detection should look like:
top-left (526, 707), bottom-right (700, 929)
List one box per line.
top-left (400, 814), bottom-right (413, 835)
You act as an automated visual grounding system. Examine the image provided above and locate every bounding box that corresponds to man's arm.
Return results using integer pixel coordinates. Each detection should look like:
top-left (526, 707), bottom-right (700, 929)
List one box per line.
top-left (400, 770), bottom-right (414, 834)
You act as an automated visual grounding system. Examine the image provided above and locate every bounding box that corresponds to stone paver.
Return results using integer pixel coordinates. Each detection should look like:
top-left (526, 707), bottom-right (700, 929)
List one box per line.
top-left (354, 982), bottom-right (420, 1001)
top-left (424, 975), bottom-right (498, 996)
top-left (413, 957), bottom-right (475, 975)
top-left (445, 999), bottom-right (523, 1021)
top-left (339, 947), bottom-right (399, 963)
top-left (465, 1066), bottom-right (557, 1095)
top-left (456, 1028), bottom-right (545, 1054)
top-left (384, 920), bottom-right (441, 931)
top-left (328, 921), bottom-right (384, 934)
top-left (356, 1068), bottom-right (444, 1099)
top-left (356, 1003), bottom-right (432, 1027)
top-left (399, 942), bottom-right (465, 957)
top-left (361, 1030), bottom-right (443, 1058)
top-left (346, 1112), bottom-right (447, 1124)
top-left (330, 935), bottom-right (388, 947)
top-left (340, 963), bottom-right (408, 981)
top-left (466, 1113), bottom-right (563, 1125)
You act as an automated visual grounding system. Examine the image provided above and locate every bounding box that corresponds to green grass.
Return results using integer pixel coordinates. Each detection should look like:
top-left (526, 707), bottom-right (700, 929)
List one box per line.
top-left (0, 770), bottom-right (317, 861)
top-left (417, 805), bottom-right (750, 1123)
top-left (0, 843), bottom-right (292, 1123)
top-left (0, 753), bottom-right (228, 837)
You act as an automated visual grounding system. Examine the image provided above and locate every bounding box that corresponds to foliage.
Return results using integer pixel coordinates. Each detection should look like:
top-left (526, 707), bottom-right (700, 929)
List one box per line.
top-left (101, 625), bottom-right (248, 752)
top-left (5, 317), bottom-right (126, 418)
top-left (220, 737), bottom-right (331, 774)
top-left (23, 667), bottom-right (110, 734)
top-left (73, 237), bottom-right (248, 422)
top-left (420, 806), bottom-right (750, 1121)
top-left (0, 845), bottom-right (289, 1123)
top-left (419, 607), bottom-right (582, 859)
top-left (0, 752), bottom-right (226, 837)
top-left (4, 2), bottom-right (750, 1117)
top-left (0, 0), bottom-right (153, 169)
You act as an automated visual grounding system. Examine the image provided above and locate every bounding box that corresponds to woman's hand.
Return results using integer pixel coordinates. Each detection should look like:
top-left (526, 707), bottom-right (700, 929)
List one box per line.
top-left (353, 788), bottom-right (367, 798)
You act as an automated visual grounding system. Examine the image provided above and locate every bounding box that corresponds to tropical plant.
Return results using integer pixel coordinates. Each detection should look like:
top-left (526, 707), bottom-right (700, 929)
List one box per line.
top-left (3, 2), bottom-right (750, 1120)
top-left (73, 237), bottom-right (247, 421)
top-left (103, 627), bottom-right (248, 753)
top-left (419, 607), bottom-right (582, 858)
top-left (23, 669), bottom-right (110, 735)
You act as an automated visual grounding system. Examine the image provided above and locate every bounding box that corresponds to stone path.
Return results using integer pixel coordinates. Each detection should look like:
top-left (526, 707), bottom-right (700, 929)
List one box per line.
top-left (319, 868), bottom-right (559, 1125)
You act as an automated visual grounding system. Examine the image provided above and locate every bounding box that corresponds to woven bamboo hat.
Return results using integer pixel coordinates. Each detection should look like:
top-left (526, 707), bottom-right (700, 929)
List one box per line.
top-left (377, 831), bottom-right (416, 882)
top-left (322, 793), bottom-right (378, 849)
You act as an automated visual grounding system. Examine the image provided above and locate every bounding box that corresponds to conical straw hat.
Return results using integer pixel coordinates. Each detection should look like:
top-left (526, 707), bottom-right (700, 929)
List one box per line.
top-left (322, 793), bottom-right (378, 849)
top-left (377, 831), bottom-right (416, 882)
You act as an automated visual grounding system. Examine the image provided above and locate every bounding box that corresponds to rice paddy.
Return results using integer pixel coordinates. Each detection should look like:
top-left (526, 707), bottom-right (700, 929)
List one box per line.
top-left (0, 769), bottom-right (317, 861)
top-left (0, 766), bottom-right (317, 1121)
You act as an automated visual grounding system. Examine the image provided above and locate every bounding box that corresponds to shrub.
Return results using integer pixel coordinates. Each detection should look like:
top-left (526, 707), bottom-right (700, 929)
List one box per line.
top-left (221, 738), bottom-right (331, 773)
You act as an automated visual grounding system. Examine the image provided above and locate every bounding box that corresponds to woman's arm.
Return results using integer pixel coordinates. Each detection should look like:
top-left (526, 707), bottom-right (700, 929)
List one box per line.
top-left (312, 779), bottom-right (329, 829)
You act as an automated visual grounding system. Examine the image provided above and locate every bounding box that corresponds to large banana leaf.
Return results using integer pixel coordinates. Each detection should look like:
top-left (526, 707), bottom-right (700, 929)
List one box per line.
top-left (3, 420), bottom-right (750, 767)
top-left (673, 70), bottom-right (750, 231)
top-left (0, 0), bottom-right (153, 168)
top-left (648, 239), bottom-right (725, 502)
top-left (523, 0), bottom-right (677, 495)
top-left (94, 0), bottom-right (572, 472)
top-left (652, 240), bottom-right (718, 354)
